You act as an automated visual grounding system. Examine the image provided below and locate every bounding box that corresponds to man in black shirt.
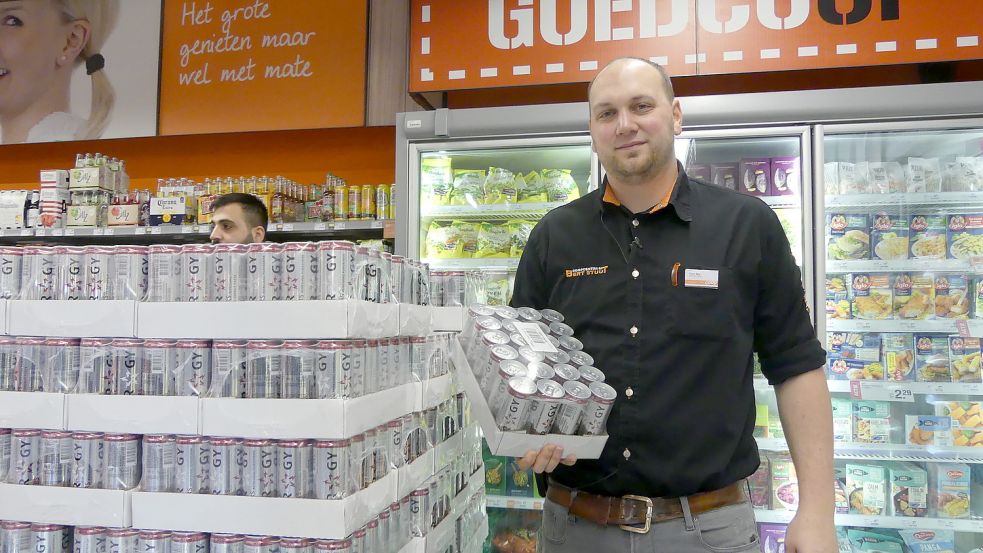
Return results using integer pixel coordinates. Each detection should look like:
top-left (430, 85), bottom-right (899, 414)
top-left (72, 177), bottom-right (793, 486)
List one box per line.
top-left (511, 58), bottom-right (835, 552)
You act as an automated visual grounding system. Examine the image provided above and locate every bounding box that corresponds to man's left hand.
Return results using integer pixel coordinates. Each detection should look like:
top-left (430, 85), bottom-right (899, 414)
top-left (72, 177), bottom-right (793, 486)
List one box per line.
top-left (783, 508), bottom-right (838, 553)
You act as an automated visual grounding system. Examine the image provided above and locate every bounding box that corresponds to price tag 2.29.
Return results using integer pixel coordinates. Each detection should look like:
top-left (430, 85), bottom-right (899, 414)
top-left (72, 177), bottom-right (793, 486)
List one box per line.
top-left (513, 322), bottom-right (558, 354)
top-left (855, 381), bottom-right (915, 403)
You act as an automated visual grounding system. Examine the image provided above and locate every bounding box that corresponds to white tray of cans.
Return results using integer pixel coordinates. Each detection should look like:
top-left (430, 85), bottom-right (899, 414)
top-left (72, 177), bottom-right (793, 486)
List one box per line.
top-left (0, 482), bottom-right (131, 527)
top-left (8, 300), bottom-right (138, 338)
top-left (0, 299), bottom-right (7, 335)
top-left (0, 391), bottom-right (65, 429)
top-left (396, 448), bottom-right (436, 500)
top-left (130, 470), bottom-right (397, 540)
top-left (431, 306), bottom-right (466, 333)
top-left (399, 304), bottom-right (434, 337)
top-left (417, 373), bottom-right (456, 412)
top-left (66, 395), bottom-right (200, 435)
top-left (136, 300), bottom-right (400, 340)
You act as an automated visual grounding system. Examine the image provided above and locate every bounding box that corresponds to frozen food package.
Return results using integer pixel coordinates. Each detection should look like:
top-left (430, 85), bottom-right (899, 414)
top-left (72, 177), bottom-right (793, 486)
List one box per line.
top-left (898, 530), bottom-right (955, 553)
top-left (915, 334), bottom-right (951, 382)
top-left (946, 213), bottom-right (983, 259)
top-left (928, 463), bottom-right (970, 518)
top-left (474, 223), bottom-right (512, 258)
top-left (542, 169), bottom-right (581, 203)
top-left (770, 157), bottom-right (799, 196)
top-left (758, 523), bottom-right (787, 553)
top-left (483, 167), bottom-right (517, 205)
top-left (893, 273), bottom-right (935, 320)
top-left (827, 332), bottom-right (881, 361)
top-left (827, 213), bottom-right (870, 260)
top-left (865, 161), bottom-right (906, 194)
top-left (826, 275), bottom-right (851, 319)
top-left (425, 221), bottom-right (463, 259)
top-left (831, 398), bottom-right (853, 443)
top-left (711, 163), bottom-right (739, 191)
top-left (769, 455), bottom-right (798, 511)
top-left (748, 455), bottom-right (770, 507)
top-left (854, 401), bottom-right (891, 443)
top-left (823, 162), bottom-right (841, 195)
top-left (850, 273), bottom-right (892, 320)
top-left (507, 220), bottom-right (535, 258)
top-left (829, 162), bottom-right (863, 194)
top-left (948, 336), bottom-right (982, 383)
top-left (828, 358), bottom-right (879, 380)
top-left (906, 157), bottom-right (942, 193)
top-left (888, 462), bottom-right (928, 517)
top-left (882, 333), bottom-right (915, 381)
top-left (519, 171), bottom-right (547, 203)
top-left (909, 214), bottom-right (947, 259)
top-left (686, 163), bottom-right (710, 182)
top-left (906, 415), bottom-right (952, 446)
top-left (870, 212), bottom-right (908, 260)
top-left (846, 529), bottom-right (904, 553)
top-left (455, 221), bottom-right (481, 259)
top-left (421, 156), bottom-right (453, 207)
top-left (943, 157), bottom-right (981, 192)
top-left (449, 169), bottom-right (486, 206)
top-left (845, 463), bottom-right (887, 515)
top-left (739, 158), bottom-right (770, 196)
top-left (935, 274), bottom-right (971, 319)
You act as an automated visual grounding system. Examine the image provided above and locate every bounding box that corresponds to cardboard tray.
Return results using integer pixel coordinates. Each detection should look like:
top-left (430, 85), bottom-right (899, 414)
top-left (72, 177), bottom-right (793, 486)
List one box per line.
top-left (8, 300), bottom-right (137, 337)
top-left (0, 483), bottom-right (130, 527)
top-left (431, 306), bottom-right (465, 333)
top-left (399, 304), bottom-right (434, 337)
top-left (66, 395), bottom-right (200, 435)
top-left (0, 391), bottom-right (65, 429)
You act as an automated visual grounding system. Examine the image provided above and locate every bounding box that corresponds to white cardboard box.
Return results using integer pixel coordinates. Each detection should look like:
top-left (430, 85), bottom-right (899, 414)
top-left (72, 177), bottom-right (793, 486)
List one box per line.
top-left (434, 433), bottom-right (464, 473)
top-left (416, 373), bottom-right (456, 412)
top-left (0, 391), bottom-right (65, 429)
top-left (399, 304), bottom-right (433, 337)
top-left (0, 299), bottom-right (7, 335)
top-left (450, 339), bottom-right (607, 458)
top-left (9, 300), bottom-right (137, 337)
top-left (431, 306), bottom-right (465, 332)
top-left (131, 471), bottom-right (397, 540)
top-left (66, 395), bottom-right (200, 435)
top-left (396, 448), bottom-right (435, 500)
top-left (201, 384), bottom-right (415, 440)
top-left (0, 483), bottom-right (130, 527)
top-left (399, 538), bottom-right (426, 553)
top-left (137, 300), bottom-right (399, 339)
top-left (425, 509), bottom-right (457, 553)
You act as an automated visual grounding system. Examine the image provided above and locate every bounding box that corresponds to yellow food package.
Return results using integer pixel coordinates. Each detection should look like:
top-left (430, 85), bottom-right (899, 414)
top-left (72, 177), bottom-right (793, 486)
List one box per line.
top-left (519, 171), bottom-right (548, 203)
top-left (474, 223), bottom-right (512, 258)
top-left (508, 220), bottom-right (535, 258)
top-left (449, 169), bottom-right (486, 206)
top-left (483, 167), bottom-right (517, 205)
top-left (542, 168), bottom-right (581, 203)
top-left (850, 273), bottom-right (892, 320)
top-left (425, 221), bottom-right (462, 259)
top-left (454, 221), bottom-right (480, 259)
top-left (421, 156), bottom-right (452, 207)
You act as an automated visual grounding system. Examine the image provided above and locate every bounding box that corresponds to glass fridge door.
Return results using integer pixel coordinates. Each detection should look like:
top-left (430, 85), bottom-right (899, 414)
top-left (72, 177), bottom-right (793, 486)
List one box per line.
top-left (410, 137), bottom-right (596, 306)
top-left (817, 121), bottom-right (983, 549)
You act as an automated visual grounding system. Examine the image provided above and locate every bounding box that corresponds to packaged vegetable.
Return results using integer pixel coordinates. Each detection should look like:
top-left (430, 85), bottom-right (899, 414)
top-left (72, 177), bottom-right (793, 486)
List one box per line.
top-left (946, 213), bottom-right (983, 259)
top-left (454, 221), bottom-right (480, 259)
top-left (909, 214), bottom-right (946, 259)
top-left (826, 275), bottom-right (851, 319)
top-left (421, 156), bottom-right (453, 207)
top-left (827, 214), bottom-right (870, 260)
top-left (948, 336), bottom-right (982, 383)
top-left (906, 157), bottom-right (942, 193)
top-left (449, 169), bottom-right (486, 206)
top-left (425, 222), bottom-right (462, 259)
top-left (519, 171), bottom-right (548, 203)
top-left (542, 169), bottom-right (580, 203)
top-left (474, 223), bottom-right (512, 258)
top-left (483, 167), bottom-right (517, 205)
top-left (507, 220), bottom-right (535, 258)
top-left (928, 463), bottom-right (970, 518)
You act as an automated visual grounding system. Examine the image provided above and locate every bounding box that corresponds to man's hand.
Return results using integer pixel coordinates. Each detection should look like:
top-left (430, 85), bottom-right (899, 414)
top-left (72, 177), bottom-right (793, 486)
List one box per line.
top-left (515, 444), bottom-right (577, 474)
top-left (783, 508), bottom-right (838, 553)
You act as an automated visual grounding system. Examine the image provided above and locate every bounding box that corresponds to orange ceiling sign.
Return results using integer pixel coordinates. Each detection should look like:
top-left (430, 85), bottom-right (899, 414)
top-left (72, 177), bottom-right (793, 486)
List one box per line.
top-left (410, 0), bottom-right (983, 92)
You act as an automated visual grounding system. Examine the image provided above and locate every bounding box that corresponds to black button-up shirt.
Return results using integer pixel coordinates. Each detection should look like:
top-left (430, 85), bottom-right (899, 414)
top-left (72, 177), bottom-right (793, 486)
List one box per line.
top-left (510, 166), bottom-right (826, 499)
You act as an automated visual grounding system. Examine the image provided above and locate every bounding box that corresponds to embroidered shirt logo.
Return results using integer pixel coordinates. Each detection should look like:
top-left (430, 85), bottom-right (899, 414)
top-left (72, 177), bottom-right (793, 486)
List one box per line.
top-left (565, 265), bottom-right (609, 278)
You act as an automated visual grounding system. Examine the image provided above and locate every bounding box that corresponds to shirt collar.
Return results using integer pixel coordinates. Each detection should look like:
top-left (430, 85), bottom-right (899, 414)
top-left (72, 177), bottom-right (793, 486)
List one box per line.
top-left (598, 162), bottom-right (694, 222)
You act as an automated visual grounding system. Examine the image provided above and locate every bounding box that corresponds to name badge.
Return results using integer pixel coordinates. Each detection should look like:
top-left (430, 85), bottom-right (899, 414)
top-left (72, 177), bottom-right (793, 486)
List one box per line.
top-left (685, 269), bottom-right (719, 289)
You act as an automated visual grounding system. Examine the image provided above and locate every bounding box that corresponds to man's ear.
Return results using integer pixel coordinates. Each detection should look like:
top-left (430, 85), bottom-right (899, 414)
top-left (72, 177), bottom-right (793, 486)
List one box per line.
top-left (253, 226), bottom-right (266, 243)
top-left (58, 19), bottom-right (91, 69)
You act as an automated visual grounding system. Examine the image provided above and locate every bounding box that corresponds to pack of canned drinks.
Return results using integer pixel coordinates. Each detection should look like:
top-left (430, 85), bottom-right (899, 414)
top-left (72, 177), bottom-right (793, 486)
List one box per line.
top-left (1, 428), bottom-right (141, 490)
top-left (459, 305), bottom-right (617, 437)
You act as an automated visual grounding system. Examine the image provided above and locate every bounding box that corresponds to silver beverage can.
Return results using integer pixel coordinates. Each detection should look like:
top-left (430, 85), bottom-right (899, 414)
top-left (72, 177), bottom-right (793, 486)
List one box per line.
top-left (461, 314), bottom-right (501, 354)
top-left (141, 339), bottom-right (177, 397)
top-left (112, 245), bottom-right (148, 301)
top-left (208, 437), bottom-right (240, 495)
top-left (528, 379), bottom-right (566, 435)
top-left (578, 366), bottom-right (606, 385)
top-left (174, 340), bottom-right (211, 397)
top-left (38, 246), bottom-right (61, 300)
top-left (483, 346), bottom-right (521, 411)
top-left (376, 337), bottom-right (392, 391)
top-left (0, 336), bottom-right (16, 391)
top-left (147, 244), bottom-right (182, 302)
top-left (17, 246), bottom-right (40, 300)
top-left (282, 242), bottom-right (319, 301)
top-left (364, 519), bottom-right (379, 553)
top-left (581, 382), bottom-right (618, 436)
top-left (442, 271), bottom-right (465, 306)
top-left (175, 435), bottom-right (209, 494)
top-left (540, 308), bottom-right (564, 323)
top-left (41, 337), bottom-right (81, 393)
top-left (389, 502), bottom-right (403, 545)
top-left (390, 255), bottom-right (405, 304)
top-left (210, 340), bottom-right (247, 398)
top-left (0, 246), bottom-right (22, 300)
top-left (0, 428), bottom-right (9, 482)
top-left (379, 251), bottom-right (394, 303)
top-left (558, 336), bottom-right (583, 352)
top-left (348, 340), bottom-right (366, 398)
top-left (545, 350), bottom-right (571, 366)
top-left (401, 495), bottom-right (413, 540)
top-left (377, 509), bottom-right (392, 551)
top-left (1, 521), bottom-right (31, 553)
top-left (508, 332), bottom-right (528, 349)
top-left (103, 434), bottom-right (140, 490)
top-left (394, 337), bottom-right (411, 387)
top-left (71, 432), bottom-right (104, 489)
top-left (348, 434), bottom-right (364, 492)
top-left (241, 439), bottom-right (276, 498)
top-left (83, 246), bottom-right (114, 300)
top-left (277, 439), bottom-right (313, 498)
top-left (409, 336), bottom-right (427, 383)
top-left (141, 434), bottom-right (176, 492)
top-left (569, 350), bottom-right (595, 368)
top-left (469, 330), bottom-right (511, 380)
top-left (314, 340), bottom-right (350, 399)
top-left (211, 243), bottom-right (248, 302)
top-left (279, 538), bottom-right (313, 553)
top-left (318, 241), bottom-right (355, 300)
top-left (401, 414), bottom-right (418, 464)
top-left (137, 531), bottom-right (170, 553)
top-left (516, 307), bottom-right (542, 322)
top-left (553, 381), bottom-right (592, 435)
top-left (493, 306), bottom-right (519, 320)
top-left (548, 322), bottom-right (575, 337)
top-left (169, 532), bottom-right (209, 553)
top-left (61, 246), bottom-right (86, 300)
top-left (246, 242), bottom-right (283, 301)
top-left (360, 429), bottom-right (376, 488)
top-left (517, 347), bottom-right (546, 365)
top-left (14, 336), bottom-right (44, 392)
top-left (552, 363), bottom-right (581, 383)
top-left (526, 361), bottom-right (555, 382)
top-left (479, 359), bottom-right (526, 399)
top-left (39, 430), bottom-right (73, 487)
top-left (105, 528), bottom-right (139, 553)
top-left (386, 417), bottom-right (404, 469)
top-left (399, 259), bottom-right (417, 305)
top-left (210, 534), bottom-right (245, 553)
top-left (180, 244), bottom-right (213, 302)
top-left (313, 439), bottom-right (350, 499)
top-left (546, 335), bottom-right (561, 349)
top-left (73, 527), bottom-right (107, 553)
top-left (282, 340), bottom-right (317, 399)
top-left (494, 377), bottom-right (538, 431)
top-left (11, 429), bottom-right (41, 485)
top-left (313, 539), bottom-right (351, 553)
top-left (31, 524), bottom-right (71, 553)
top-left (410, 487), bottom-right (430, 537)
top-left (358, 247), bottom-right (380, 303)
top-left (243, 536), bottom-right (277, 553)
top-left (245, 340), bottom-right (283, 399)
top-left (110, 339), bottom-right (143, 396)
top-left (363, 339), bottom-right (379, 395)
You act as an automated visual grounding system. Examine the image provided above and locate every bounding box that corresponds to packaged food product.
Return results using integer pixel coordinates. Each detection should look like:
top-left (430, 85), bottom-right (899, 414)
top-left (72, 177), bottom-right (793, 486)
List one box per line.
top-left (421, 156), bottom-right (452, 207)
top-left (474, 223), bottom-right (512, 258)
top-left (769, 455), bottom-right (798, 511)
top-left (893, 273), bottom-right (935, 320)
top-left (928, 463), bottom-right (970, 518)
top-left (483, 167), bottom-right (517, 205)
top-left (905, 415), bottom-right (952, 446)
top-left (518, 171), bottom-right (546, 203)
top-left (831, 398), bottom-right (853, 443)
top-left (748, 455), bottom-right (770, 507)
top-left (834, 478), bottom-right (848, 514)
top-left (952, 427), bottom-right (983, 447)
top-left (827, 214), bottom-right (870, 260)
top-left (454, 221), bottom-right (480, 259)
top-left (711, 163), bottom-right (739, 191)
top-left (946, 213), bottom-right (983, 259)
top-left (770, 157), bottom-right (799, 196)
top-left (882, 333), bottom-right (915, 381)
top-left (909, 214), bottom-right (947, 259)
top-left (948, 336), bottom-right (982, 383)
top-left (825, 162), bottom-right (862, 194)
top-left (507, 220), bottom-right (535, 258)
top-left (915, 335), bottom-right (951, 382)
top-left (936, 401), bottom-right (983, 429)
top-left (845, 463), bottom-right (887, 515)
top-left (943, 157), bottom-right (981, 192)
top-left (846, 529), bottom-right (904, 553)
top-left (483, 454), bottom-right (506, 495)
top-left (826, 275), bottom-right (851, 319)
top-left (505, 460), bottom-right (533, 497)
top-left (449, 170), bottom-right (486, 206)
top-left (887, 462), bottom-right (928, 517)
top-left (935, 274), bottom-right (971, 319)
top-left (425, 222), bottom-right (462, 259)
top-left (854, 401), bottom-right (891, 443)
top-left (739, 158), bottom-right (770, 196)
top-left (827, 332), bottom-right (881, 362)
top-left (758, 523), bottom-right (787, 553)
top-left (686, 163), bottom-right (710, 182)
top-left (977, 276), bottom-right (983, 319)
top-left (870, 212), bottom-right (909, 260)
top-left (906, 157), bottom-right (942, 193)
top-left (753, 403), bottom-right (769, 438)
top-left (850, 273), bottom-right (892, 320)
top-left (865, 161), bottom-right (906, 193)
top-left (541, 169), bottom-right (580, 203)
top-left (898, 530), bottom-right (955, 553)
top-left (828, 358), bottom-right (881, 380)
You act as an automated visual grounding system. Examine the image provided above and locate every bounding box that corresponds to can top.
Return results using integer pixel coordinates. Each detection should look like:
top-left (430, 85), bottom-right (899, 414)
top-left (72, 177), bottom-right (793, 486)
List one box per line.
top-left (366, 519), bottom-right (379, 529)
top-left (507, 376), bottom-right (539, 397)
top-left (545, 350), bottom-right (571, 365)
top-left (75, 527), bottom-right (107, 536)
top-left (318, 240), bottom-right (355, 251)
top-left (569, 351), bottom-right (595, 367)
top-left (40, 430), bottom-right (73, 439)
top-left (540, 308), bottom-right (565, 323)
top-left (499, 359), bottom-right (527, 378)
top-left (410, 336), bottom-right (427, 344)
top-left (508, 333), bottom-right (528, 347)
top-left (283, 340), bottom-right (317, 350)
top-left (467, 304), bottom-right (496, 318)
top-left (365, 338), bottom-right (379, 345)
top-left (170, 532), bottom-right (209, 542)
top-left (207, 437), bottom-right (239, 446)
top-left (489, 344), bottom-right (519, 361)
top-left (43, 338), bottom-right (82, 346)
top-left (280, 538), bottom-right (314, 547)
top-left (175, 435), bottom-right (205, 444)
top-left (315, 340), bottom-right (349, 349)
top-left (12, 429), bottom-right (42, 436)
top-left (105, 528), bottom-right (140, 537)
top-left (213, 243), bottom-right (249, 253)
top-left (563, 380), bottom-right (592, 401)
top-left (80, 337), bottom-right (113, 346)
top-left (174, 339), bottom-right (211, 348)
top-left (314, 438), bottom-right (351, 447)
top-left (558, 336), bottom-right (583, 351)
top-left (283, 241), bottom-right (317, 252)
top-left (589, 381), bottom-right (618, 401)
top-left (579, 366), bottom-right (605, 383)
top-left (213, 340), bottom-right (248, 348)
top-left (516, 307), bottom-right (543, 322)
top-left (138, 530), bottom-right (172, 539)
top-left (144, 339), bottom-right (177, 348)
top-left (0, 246), bottom-right (23, 255)
top-left (31, 524), bottom-right (66, 531)
top-left (277, 439), bottom-right (310, 447)
top-left (552, 364), bottom-right (581, 381)
top-left (114, 245), bottom-right (149, 254)
top-left (537, 379), bottom-right (566, 400)
top-left (379, 510), bottom-right (391, 519)
top-left (148, 244), bottom-right (181, 254)
top-left (247, 242), bottom-right (281, 253)
top-left (210, 534), bottom-right (246, 544)
top-left (0, 428), bottom-right (9, 435)
top-left (493, 305), bottom-right (519, 320)
top-left (109, 338), bottom-right (143, 347)
top-left (104, 433), bottom-right (139, 442)
top-left (314, 540), bottom-right (353, 550)
top-left (181, 244), bottom-right (213, 254)
top-left (246, 339), bottom-right (283, 349)
top-left (386, 419), bottom-right (403, 428)
top-left (549, 322), bottom-right (575, 337)
top-left (411, 488), bottom-right (430, 496)
top-left (390, 501), bottom-right (401, 511)
top-left (71, 431), bottom-right (105, 440)
top-left (350, 434), bottom-right (364, 443)
top-left (527, 362), bottom-right (555, 381)
top-left (14, 336), bottom-right (45, 345)
top-left (475, 316), bottom-right (502, 331)
top-left (517, 347), bottom-right (546, 363)
top-left (242, 439), bottom-right (274, 447)
top-left (0, 521), bottom-right (31, 529)
top-left (84, 245), bottom-right (115, 254)
top-left (61, 245), bottom-right (85, 254)
top-left (481, 330), bottom-right (510, 345)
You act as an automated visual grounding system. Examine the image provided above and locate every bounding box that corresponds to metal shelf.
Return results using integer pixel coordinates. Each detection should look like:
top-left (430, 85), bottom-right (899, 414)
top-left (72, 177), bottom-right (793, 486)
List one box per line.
top-left (825, 192), bottom-right (983, 208)
top-left (825, 319), bottom-right (959, 333)
top-left (826, 259), bottom-right (972, 273)
top-left (757, 438), bottom-right (983, 464)
top-left (421, 258), bottom-right (519, 270)
top-left (827, 380), bottom-right (983, 396)
top-left (485, 495), bottom-right (543, 511)
top-left (421, 202), bottom-right (565, 221)
top-left (755, 509), bottom-right (983, 533)
top-left (761, 196), bottom-right (801, 209)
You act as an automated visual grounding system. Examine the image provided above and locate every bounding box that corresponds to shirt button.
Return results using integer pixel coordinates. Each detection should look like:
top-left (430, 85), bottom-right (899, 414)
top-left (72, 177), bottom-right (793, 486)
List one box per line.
top-left (631, 269), bottom-right (639, 279)
top-left (626, 387), bottom-right (634, 398)
top-left (630, 325), bottom-right (638, 336)
top-left (623, 448), bottom-right (631, 460)
top-left (632, 219), bottom-right (639, 227)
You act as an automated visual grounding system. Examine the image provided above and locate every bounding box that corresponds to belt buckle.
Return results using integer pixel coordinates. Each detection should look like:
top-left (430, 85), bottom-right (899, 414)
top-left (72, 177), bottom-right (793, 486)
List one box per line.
top-left (618, 495), bottom-right (652, 534)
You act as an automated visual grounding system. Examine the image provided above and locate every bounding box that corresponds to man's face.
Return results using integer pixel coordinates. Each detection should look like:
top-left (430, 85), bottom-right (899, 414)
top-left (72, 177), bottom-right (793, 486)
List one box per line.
top-left (210, 203), bottom-right (262, 244)
top-left (588, 61), bottom-right (682, 183)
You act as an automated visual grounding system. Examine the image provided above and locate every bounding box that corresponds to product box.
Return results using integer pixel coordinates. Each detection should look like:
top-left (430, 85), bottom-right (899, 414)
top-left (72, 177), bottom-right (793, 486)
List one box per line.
top-left (849, 273), bottom-right (892, 320)
top-left (977, 276), bottom-right (983, 320)
top-left (846, 529), bottom-right (904, 553)
top-left (887, 462), bottom-right (928, 517)
top-left (948, 336), bottom-right (982, 383)
top-left (915, 335), bottom-right (951, 382)
top-left (69, 166), bottom-right (110, 191)
top-left (686, 163), bottom-right (710, 182)
top-left (758, 523), bottom-right (787, 553)
top-left (899, 530), bottom-right (955, 553)
top-left (883, 333), bottom-right (915, 381)
top-left (854, 401), bottom-right (891, 443)
top-left (865, 161), bottom-right (906, 194)
top-left (770, 156), bottom-right (799, 196)
top-left (935, 274), bottom-right (971, 319)
top-left (909, 214), bottom-right (947, 259)
top-left (0, 190), bottom-right (28, 229)
top-left (0, 391), bottom-right (65, 429)
top-left (946, 213), bottom-right (983, 260)
top-left (845, 463), bottom-right (887, 515)
top-left (824, 162), bottom-right (862, 195)
top-left (753, 403), bottom-right (769, 438)
top-left (828, 332), bottom-right (881, 362)
top-left (833, 467), bottom-right (849, 514)
top-left (770, 455), bottom-right (798, 511)
top-left (936, 401), bottom-right (983, 429)
top-left (149, 196), bottom-right (192, 226)
top-left (929, 463), bottom-right (971, 518)
top-left (739, 158), bottom-right (771, 196)
top-left (66, 204), bottom-right (102, 227)
top-left (871, 212), bottom-right (909, 260)
top-left (0, 483), bottom-right (129, 528)
top-left (505, 460), bottom-right (534, 497)
top-left (108, 203), bottom-right (141, 227)
top-left (828, 358), bottom-right (880, 381)
top-left (710, 163), bottom-right (739, 191)
top-left (827, 214), bottom-right (870, 260)
top-left (905, 157), bottom-right (943, 193)
top-left (905, 415), bottom-right (952, 447)
top-left (831, 398), bottom-right (853, 443)
top-left (39, 169), bottom-right (69, 188)
top-left (482, 452), bottom-right (507, 496)
top-left (38, 187), bottom-right (69, 229)
top-left (826, 275), bottom-right (851, 320)
top-left (748, 455), bottom-right (770, 508)
top-left (8, 300), bottom-right (137, 338)
top-left (893, 273), bottom-right (935, 320)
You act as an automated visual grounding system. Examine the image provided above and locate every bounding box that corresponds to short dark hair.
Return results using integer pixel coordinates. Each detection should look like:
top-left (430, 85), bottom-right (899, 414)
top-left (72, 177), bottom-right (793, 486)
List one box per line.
top-left (588, 57), bottom-right (675, 102)
top-left (212, 193), bottom-right (269, 229)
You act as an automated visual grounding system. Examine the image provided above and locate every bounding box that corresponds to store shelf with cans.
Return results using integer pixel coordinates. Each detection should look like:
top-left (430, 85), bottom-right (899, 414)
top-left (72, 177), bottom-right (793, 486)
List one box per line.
top-left (420, 202), bottom-right (566, 222)
top-left (754, 509), bottom-right (983, 533)
top-left (757, 438), bottom-right (983, 464)
top-left (825, 192), bottom-right (983, 209)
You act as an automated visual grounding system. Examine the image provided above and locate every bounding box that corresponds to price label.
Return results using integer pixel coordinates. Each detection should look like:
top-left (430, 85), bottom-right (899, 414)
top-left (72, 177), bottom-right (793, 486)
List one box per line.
top-left (104, 228), bottom-right (114, 236)
top-left (20, 229), bottom-right (32, 237)
top-left (142, 227), bottom-right (152, 235)
top-left (314, 223), bottom-right (326, 231)
top-left (151, 227), bottom-right (162, 235)
top-left (371, 220), bottom-right (384, 229)
top-left (854, 382), bottom-right (915, 402)
top-left (862, 517), bottom-right (881, 527)
top-left (887, 386), bottom-right (915, 402)
top-left (63, 228), bottom-right (75, 236)
top-left (52, 229), bottom-right (64, 236)
top-left (36, 228), bottom-right (46, 237)
top-left (513, 322), bottom-right (558, 353)
top-left (333, 222), bottom-right (346, 230)
top-left (956, 319), bottom-right (971, 337)
top-left (92, 228), bottom-right (104, 235)
top-left (182, 226), bottom-right (195, 234)
top-left (900, 518), bottom-right (919, 528)
top-left (939, 520), bottom-right (956, 529)
top-left (281, 224), bottom-right (294, 232)
top-left (855, 321), bottom-right (873, 331)
top-left (275, 224), bottom-right (284, 231)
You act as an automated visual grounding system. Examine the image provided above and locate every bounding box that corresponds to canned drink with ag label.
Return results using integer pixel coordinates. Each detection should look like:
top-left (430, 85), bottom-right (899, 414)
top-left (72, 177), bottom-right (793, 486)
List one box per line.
top-left (211, 243), bottom-right (248, 302)
top-left (84, 246), bottom-right (114, 300)
top-left (73, 527), bottom-right (107, 553)
top-left (0, 428), bottom-right (10, 482)
top-left (210, 340), bottom-right (247, 399)
top-left (552, 363), bottom-right (581, 383)
top-left (0, 521), bottom-right (31, 553)
top-left (137, 531), bottom-right (171, 553)
top-left (409, 487), bottom-right (430, 537)
top-left (281, 242), bottom-right (319, 300)
top-left (180, 244), bottom-right (212, 302)
top-left (103, 433), bottom-right (140, 490)
top-left (314, 439), bottom-right (351, 499)
top-left (568, 350), bottom-right (595, 368)
top-left (147, 244), bottom-right (181, 302)
top-left (494, 377), bottom-right (538, 432)
top-left (348, 434), bottom-right (364, 492)
top-left (210, 534), bottom-right (245, 553)
top-left (106, 528), bottom-right (140, 553)
top-left (208, 437), bottom-right (240, 495)
top-left (41, 337), bottom-right (81, 393)
top-left (14, 336), bottom-right (44, 392)
top-left (389, 255), bottom-right (404, 304)
top-left (348, 339), bottom-right (366, 398)
top-left (11, 428), bottom-right (41, 484)
top-left (318, 241), bottom-right (355, 300)
top-left (578, 366), bottom-right (606, 384)
top-left (282, 340), bottom-right (317, 399)
top-left (387, 417), bottom-right (405, 469)
top-left (363, 339), bottom-right (379, 396)
top-left (277, 439), bottom-right (313, 498)
top-left (109, 338), bottom-right (143, 396)
top-left (0, 336), bottom-right (16, 392)
top-left (241, 439), bottom-right (276, 497)
top-left (169, 532), bottom-right (209, 553)
top-left (246, 243), bottom-right (283, 301)
top-left (174, 435), bottom-right (209, 494)
top-left (141, 339), bottom-right (177, 397)
top-left (32, 524), bottom-right (71, 553)
top-left (112, 245), bottom-right (148, 301)
top-left (553, 381), bottom-right (592, 435)
top-left (528, 379), bottom-right (566, 435)
top-left (71, 432), bottom-right (104, 489)
top-left (174, 340), bottom-right (211, 397)
top-left (61, 246), bottom-right (85, 300)
top-left (580, 381), bottom-right (618, 436)
top-left (314, 340), bottom-right (350, 399)
top-left (141, 434), bottom-right (176, 492)
top-left (39, 430), bottom-right (73, 487)
top-left (245, 340), bottom-right (283, 399)
top-left (0, 246), bottom-right (22, 299)
top-left (279, 538), bottom-right (313, 553)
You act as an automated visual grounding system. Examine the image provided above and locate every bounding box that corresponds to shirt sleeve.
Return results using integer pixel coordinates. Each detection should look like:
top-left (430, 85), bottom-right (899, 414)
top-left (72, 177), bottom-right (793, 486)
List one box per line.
top-left (753, 207), bottom-right (827, 385)
top-left (510, 221), bottom-right (550, 310)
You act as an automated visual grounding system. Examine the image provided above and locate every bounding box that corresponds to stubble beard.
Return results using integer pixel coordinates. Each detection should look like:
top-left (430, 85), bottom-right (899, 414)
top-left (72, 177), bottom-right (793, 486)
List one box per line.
top-left (605, 142), bottom-right (674, 186)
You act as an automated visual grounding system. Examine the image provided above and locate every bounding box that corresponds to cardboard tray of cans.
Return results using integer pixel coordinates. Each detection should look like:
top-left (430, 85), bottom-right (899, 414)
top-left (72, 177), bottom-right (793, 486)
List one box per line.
top-left (417, 373), bottom-right (456, 412)
top-left (136, 300), bottom-right (399, 340)
top-left (0, 299), bottom-right (7, 334)
top-left (396, 448), bottom-right (436, 500)
top-left (8, 300), bottom-right (138, 338)
top-left (200, 383), bottom-right (416, 440)
top-left (399, 303), bottom-right (434, 337)
top-left (130, 471), bottom-right (397, 540)
top-left (66, 395), bottom-right (200, 435)
top-left (0, 391), bottom-right (65, 429)
top-left (0, 482), bottom-right (131, 527)
top-left (431, 306), bottom-right (466, 333)
top-left (451, 338), bottom-right (608, 459)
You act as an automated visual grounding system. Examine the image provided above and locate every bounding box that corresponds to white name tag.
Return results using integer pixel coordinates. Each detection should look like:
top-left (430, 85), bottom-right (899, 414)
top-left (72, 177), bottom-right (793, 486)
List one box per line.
top-left (684, 269), bottom-right (719, 289)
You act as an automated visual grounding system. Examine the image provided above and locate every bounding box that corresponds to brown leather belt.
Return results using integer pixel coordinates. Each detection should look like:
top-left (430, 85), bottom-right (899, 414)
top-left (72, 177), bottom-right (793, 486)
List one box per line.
top-left (546, 480), bottom-right (747, 534)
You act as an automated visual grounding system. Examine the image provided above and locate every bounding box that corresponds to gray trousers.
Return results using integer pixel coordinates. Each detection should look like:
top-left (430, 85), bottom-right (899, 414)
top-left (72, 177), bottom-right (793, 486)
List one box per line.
top-left (537, 495), bottom-right (760, 553)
